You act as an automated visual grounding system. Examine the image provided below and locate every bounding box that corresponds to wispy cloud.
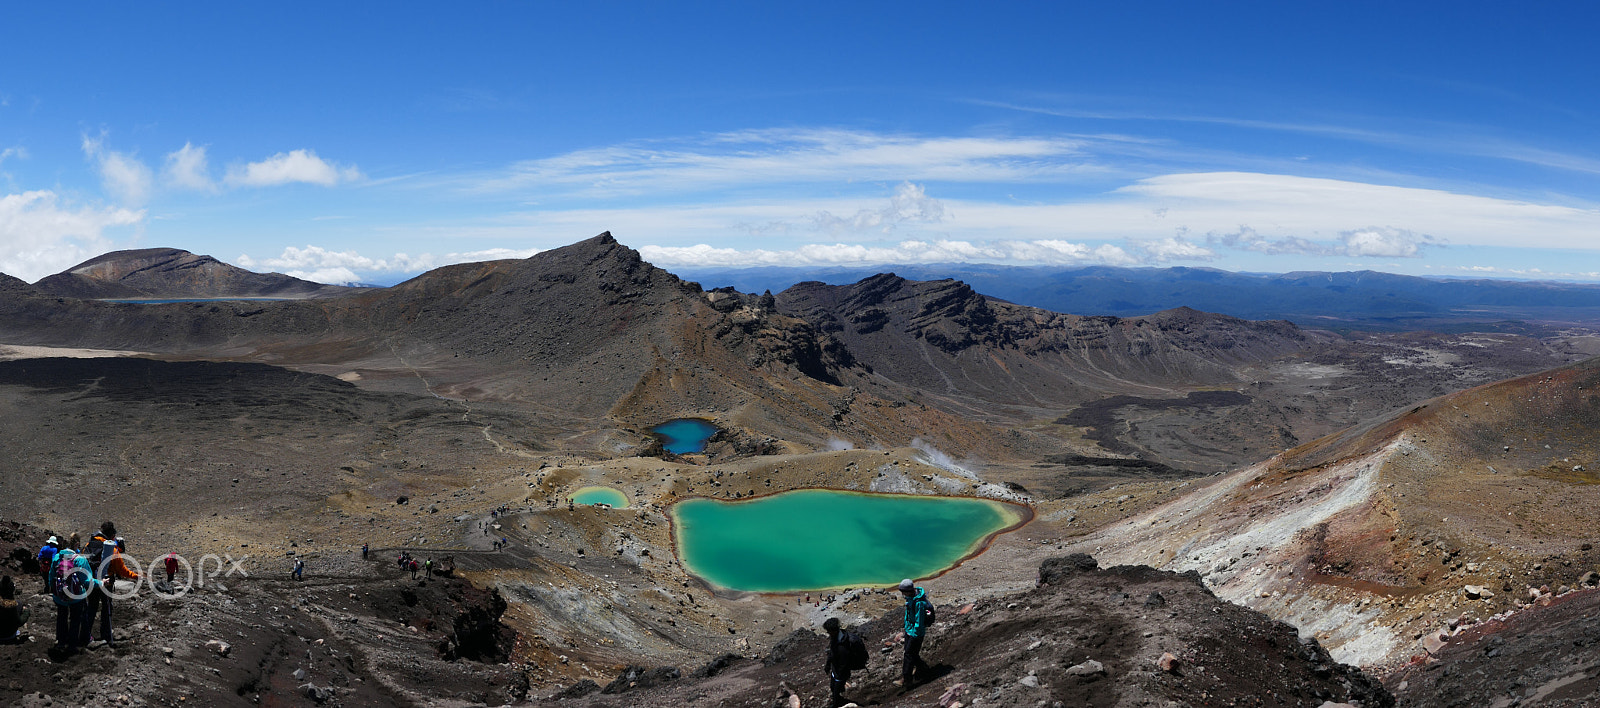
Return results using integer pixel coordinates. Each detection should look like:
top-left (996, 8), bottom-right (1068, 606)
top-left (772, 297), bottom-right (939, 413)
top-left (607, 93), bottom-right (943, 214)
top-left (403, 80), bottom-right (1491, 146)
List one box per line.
top-left (82, 134), bottom-right (154, 205)
top-left (638, 239), bottom-right (1152, 268)
top-left (978, 98), bottom-right (1600, 176)
top-left (225, 149), bottom-right (362, 187)
top-left (0, 190), bottom-right (144, 281)
top-left (456, 128), bottom-right (1107, 198)
top-left (236, 244), bottom-right (541, 284)
top-left (809, 182), bottom-right (945, 235)
top-left (162, 142), bottom-right (216, 192)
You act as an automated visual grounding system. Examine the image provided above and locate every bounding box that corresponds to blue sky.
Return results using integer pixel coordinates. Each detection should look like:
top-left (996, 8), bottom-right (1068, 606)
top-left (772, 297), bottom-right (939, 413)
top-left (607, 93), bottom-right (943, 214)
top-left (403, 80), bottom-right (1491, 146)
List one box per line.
top-left (2, 3), bottom-right (1597, 285)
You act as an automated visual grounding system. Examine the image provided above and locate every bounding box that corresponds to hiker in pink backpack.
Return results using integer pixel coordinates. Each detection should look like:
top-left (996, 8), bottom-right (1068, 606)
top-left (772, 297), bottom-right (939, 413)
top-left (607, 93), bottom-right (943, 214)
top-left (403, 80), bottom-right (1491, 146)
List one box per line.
top-left (49, 533), bottom-right (91, 656)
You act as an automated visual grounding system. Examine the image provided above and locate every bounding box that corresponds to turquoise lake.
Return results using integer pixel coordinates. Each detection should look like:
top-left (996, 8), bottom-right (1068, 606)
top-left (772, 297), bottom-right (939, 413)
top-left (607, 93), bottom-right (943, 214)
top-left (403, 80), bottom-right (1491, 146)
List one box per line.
top-left (569, 486), bottom-right (629, 508)
top-left (670, 489), bottom-right (1028, 592)
top-left (652, 418), bottom-right (718, 454)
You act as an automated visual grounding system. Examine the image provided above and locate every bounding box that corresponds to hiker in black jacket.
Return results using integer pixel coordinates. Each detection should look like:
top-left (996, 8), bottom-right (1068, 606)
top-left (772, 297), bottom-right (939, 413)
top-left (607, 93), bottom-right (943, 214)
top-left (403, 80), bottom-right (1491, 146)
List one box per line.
top-left (822, 617), bottom-right (852, 708)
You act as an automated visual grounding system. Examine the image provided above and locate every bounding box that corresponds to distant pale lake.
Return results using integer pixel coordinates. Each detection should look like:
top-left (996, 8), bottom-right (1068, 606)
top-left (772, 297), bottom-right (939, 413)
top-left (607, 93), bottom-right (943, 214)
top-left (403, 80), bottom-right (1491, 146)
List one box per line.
top-left (651, 418), bottom-right (718, 454)
top-left (100, 298), bottom-right (292, 304)
top-left (568, 486), bottom-right (628, 508)
top-left (670, 489), bottom-right (1029, 592)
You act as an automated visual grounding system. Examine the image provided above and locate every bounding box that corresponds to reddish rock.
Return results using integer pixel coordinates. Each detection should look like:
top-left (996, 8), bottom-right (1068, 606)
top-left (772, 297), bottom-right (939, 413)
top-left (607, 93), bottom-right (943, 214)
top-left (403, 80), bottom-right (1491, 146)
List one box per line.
top-left (1158, 652), bottom-right (1180, 672)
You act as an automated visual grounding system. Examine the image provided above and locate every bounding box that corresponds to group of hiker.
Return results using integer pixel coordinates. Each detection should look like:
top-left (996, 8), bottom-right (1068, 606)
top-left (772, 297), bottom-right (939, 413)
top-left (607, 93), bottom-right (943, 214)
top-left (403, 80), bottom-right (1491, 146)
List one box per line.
top-left (821, 578), bottom-right (936, 707)
top-left (35, 522), bottom-right (139, 656)
top-left (395, 551), bottom-right (433, 580)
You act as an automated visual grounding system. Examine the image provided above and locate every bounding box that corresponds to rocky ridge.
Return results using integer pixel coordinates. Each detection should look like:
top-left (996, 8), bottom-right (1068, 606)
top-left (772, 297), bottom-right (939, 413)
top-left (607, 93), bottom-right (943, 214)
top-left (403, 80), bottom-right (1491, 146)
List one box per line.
top-left (1075, 356), bottom-right (1600, 672)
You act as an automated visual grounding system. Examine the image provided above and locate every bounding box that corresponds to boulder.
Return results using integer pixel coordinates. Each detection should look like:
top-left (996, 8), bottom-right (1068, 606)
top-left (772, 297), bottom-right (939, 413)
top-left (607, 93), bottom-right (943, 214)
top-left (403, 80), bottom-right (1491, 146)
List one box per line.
top-left (1157, 652), bottom-right (1180, 673)
top-left (1064, 659), bottom-right (1105, 676)
top-left (938, 683), bottom-right (969, 707)
top-left (1038, 554), bottom-right (1098, 585)
top-left (1422, 631), bottom-right (1449, 656)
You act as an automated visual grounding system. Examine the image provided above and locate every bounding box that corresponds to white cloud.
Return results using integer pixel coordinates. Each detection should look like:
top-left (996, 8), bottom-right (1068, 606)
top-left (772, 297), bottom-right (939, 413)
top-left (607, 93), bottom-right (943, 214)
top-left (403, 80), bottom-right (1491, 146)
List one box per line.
top-left (236, 244), bottom-right (542, 283)
top-left (82, 135), bottom-right (153, 205)
top-left (162, 142), bottom-right (216, 192)
top-left (225, 149), bottom-right (362, 187)
top-left (1206, 226), bottom-right (1330, 256)
top-left (1115, 173), bottom-right (1596, 249)
top-left (809, 181), bottom-right (945, 235)
top-left (460, 128), bottom-right (1102, 197)
top-left (1337, 226), bottom-right (1435, 257)
top-left (637, 238), bottom-right (1158, 268)
top-left (0, 190), bottom-right (144, 282)
top-left (1136, 236), bottom-right (1215, 261)
top-left (0, 146), bottom-right (26, 165)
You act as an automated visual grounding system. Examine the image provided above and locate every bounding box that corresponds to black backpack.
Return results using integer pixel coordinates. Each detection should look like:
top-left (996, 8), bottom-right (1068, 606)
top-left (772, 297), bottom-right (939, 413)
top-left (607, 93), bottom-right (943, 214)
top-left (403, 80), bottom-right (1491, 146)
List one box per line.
top-left (922, 601), bottom-right (937, 626)
top-left (85, 538), bottom-right (109, 578)
top-left (843, 631), bottom-right (869, 671)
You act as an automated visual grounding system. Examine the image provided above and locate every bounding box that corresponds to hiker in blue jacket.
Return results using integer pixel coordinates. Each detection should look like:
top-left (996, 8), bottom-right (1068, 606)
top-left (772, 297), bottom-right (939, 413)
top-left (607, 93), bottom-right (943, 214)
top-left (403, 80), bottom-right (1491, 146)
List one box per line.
top-left (898, 578), bottom-right (934, 690)
top-left (36, 536), bottom-right (59, 592)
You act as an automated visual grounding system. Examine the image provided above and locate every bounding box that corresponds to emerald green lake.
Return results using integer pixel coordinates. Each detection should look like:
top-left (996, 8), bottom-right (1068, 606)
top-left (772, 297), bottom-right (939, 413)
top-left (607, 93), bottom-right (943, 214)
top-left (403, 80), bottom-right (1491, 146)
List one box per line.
top-left (569, 486), bottom-right (629, 508)
top-left (671, 490), bottom-right (1028, 592)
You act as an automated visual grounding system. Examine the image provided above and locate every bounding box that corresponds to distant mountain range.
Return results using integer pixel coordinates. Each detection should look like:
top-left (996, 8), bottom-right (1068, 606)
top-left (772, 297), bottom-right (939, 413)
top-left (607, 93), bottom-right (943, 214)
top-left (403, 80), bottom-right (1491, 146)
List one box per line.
top-left (31, 248), bottom-right (354, 300)
top-left (675, 264), bottom-right (1600, 330)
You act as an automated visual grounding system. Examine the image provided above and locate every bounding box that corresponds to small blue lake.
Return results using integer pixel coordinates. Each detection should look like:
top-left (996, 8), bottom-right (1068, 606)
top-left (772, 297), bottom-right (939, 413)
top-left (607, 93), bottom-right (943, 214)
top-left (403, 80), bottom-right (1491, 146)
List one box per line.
top-left (652, 418), bottom-right (718, 454)
top-left (569, 486), bottom-right (629, 508)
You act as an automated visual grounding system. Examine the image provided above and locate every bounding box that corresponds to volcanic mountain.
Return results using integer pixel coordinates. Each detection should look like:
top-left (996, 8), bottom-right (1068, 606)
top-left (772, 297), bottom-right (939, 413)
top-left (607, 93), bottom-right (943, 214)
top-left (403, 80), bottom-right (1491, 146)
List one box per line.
top-left (1073, 355), bottom-right (1600, 672)
top-left (0, 234), bottom-right (1005, 454)
top-left (777, 273), bottom-right (1317, 411)
top-left (31, 247), bottom-right (354, 299)
top-left (776, 273), bottom-right (1589, 478)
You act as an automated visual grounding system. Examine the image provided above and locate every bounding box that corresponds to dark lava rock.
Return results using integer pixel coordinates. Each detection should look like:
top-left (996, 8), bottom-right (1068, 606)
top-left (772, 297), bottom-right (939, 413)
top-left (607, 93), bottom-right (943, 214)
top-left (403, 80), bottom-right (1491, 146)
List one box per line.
top-left (554, 679), bottom-right (600, 700)
top-left (1039, 553), bottom-right (1099, 585)
top-left (600, 665), bottom-right (680, 694)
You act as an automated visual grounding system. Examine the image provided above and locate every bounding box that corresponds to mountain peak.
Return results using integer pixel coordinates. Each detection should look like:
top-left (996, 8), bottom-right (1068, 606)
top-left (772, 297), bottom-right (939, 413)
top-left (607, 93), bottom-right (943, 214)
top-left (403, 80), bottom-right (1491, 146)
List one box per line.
top-left (34, 247), bottom-right (350, 300)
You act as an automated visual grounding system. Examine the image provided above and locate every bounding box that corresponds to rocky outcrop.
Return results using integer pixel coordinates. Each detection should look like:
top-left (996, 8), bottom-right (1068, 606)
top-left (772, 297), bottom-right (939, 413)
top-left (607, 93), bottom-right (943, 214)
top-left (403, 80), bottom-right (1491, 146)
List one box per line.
top-left (778, 274), bottom-right (1323, 411)
top-left (552, 556), bottom-right (1394, 707)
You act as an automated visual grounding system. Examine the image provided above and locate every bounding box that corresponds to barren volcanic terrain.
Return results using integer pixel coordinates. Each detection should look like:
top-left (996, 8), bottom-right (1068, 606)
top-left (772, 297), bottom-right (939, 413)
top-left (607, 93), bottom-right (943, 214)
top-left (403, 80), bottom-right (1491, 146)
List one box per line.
top-left (0, 233), bottom-right (1595, 706)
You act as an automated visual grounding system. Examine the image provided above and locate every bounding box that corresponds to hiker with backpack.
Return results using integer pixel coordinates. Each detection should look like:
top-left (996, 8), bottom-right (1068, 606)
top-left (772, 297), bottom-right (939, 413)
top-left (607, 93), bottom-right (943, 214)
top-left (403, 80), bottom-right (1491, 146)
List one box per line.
top-left (823, 617), bottom-right (869, 708)
top-left (292, 558), bottom-right (305, 581)
top-left (50, 533), bottom-right (90, 655)
top-left (898, 578), bottom-right (935, 691)
top-left (81, 522), bottom-right (139, 650)
top-left (36, 536), bottom-right (59, 592)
